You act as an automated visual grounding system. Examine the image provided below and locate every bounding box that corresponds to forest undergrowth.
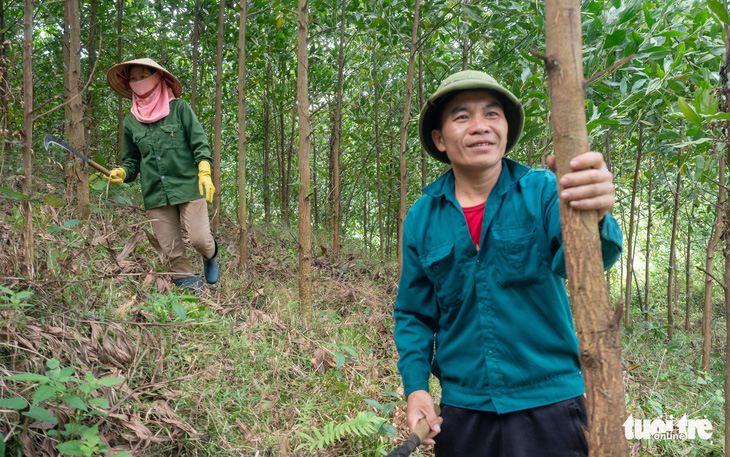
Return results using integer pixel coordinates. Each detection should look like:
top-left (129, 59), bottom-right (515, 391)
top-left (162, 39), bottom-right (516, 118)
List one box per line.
top-left (0, 195), bottom-right (726, 456)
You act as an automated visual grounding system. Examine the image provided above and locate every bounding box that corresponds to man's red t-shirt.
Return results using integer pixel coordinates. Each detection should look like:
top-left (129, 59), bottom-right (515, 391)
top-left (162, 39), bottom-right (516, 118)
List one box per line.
top-left (462, 203), bottom-right (485, 250)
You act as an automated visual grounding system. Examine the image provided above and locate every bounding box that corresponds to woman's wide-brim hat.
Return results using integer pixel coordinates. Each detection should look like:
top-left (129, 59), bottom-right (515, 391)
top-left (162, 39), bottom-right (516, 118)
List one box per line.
top-left (418, 70), bottom-right (525, 164)
top-left (106, 58), bottom-right (182, 99)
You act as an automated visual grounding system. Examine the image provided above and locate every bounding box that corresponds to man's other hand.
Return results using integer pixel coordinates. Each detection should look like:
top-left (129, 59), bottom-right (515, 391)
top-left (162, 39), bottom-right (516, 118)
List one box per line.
top-left (405, 390), bottom-right (443, 446)
top-left (546, 151), bottom-right (614, 221)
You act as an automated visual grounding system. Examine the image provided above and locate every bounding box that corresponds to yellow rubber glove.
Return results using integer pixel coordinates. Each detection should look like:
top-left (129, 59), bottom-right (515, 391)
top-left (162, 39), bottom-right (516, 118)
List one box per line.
top-left (104, 167), bottom-right (126, 185)
top-left (198, 161), bottom-right (215, 203)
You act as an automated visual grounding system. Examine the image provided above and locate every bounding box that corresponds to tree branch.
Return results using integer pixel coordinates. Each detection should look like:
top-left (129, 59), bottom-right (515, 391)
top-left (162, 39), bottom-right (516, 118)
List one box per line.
top-left (34, 34), bottom-right (103, 121)
top-left (585, 53), bottom-right (636, 87)
top-left (527, 49), bottom-right (558, 71)
top-left (695, 265), bottom-right (727, 291)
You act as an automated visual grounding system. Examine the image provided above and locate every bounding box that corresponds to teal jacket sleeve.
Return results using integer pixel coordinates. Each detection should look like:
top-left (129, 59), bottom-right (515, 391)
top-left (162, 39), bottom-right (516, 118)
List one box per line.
top-left (544, 172), bottom-right (623, 278)
top-left (393, 215), bottom-right (438, 398)
top-left (177, 100), bottom-right (213, 167)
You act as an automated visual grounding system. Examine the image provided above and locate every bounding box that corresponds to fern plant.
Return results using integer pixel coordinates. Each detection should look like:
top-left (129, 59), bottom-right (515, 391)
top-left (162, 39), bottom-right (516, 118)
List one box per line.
top-left (296, 411), bottom-right (388, 451)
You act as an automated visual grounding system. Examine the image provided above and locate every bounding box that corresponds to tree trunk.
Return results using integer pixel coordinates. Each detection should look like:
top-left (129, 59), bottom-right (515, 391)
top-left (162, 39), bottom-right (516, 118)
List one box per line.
top-left (723, 9), bottom-right (730, 451)
top-left (667, 148), bottom-right (682, 341)
top-left (724, 187), bottom-right (730, 453)
top-left (67, 0), bottom-right (89, 219)
top-left (115, 0), bottom-right (123, 163)
top-left (212, 0), bottom-right (225, 228)
top-left (397, 0), bottom-right (420, 274)
top-left (278, 111), bottom-right (286, 221)
top-left (83, 0), bottom-right (98, 164)
top-left (419, 51), bottom-right (426, 189)
top-left (237, 0), bottom-right (247, 269)
top-left (543, 0), bottom-right (628, 455)
top-left (0, 0), bottom-right (7, 180)
top-left (684, 204), bottom-right (694, 331)
top-left (364, 191), bottom-right (368, 254)
top-left (297, 0), bottom-right (312, 316)
top-left (263, 57), bottom-right (271, 223)
top-left (313, 131), bottom-right (318, 228)
top-left (330, 0), bottom-right (346, 259)
top-left (285, 108), bottom-right (296, 224)
top-left (623, 124), bottom-right (643, 328)
top-left (704, 139), bottom-right (728, 372)
top-left (643, 155), bottom-right (653, 320)
top-left (191, 0), bottom-right (200, 112)
top-left (22, 0), bottom-right (33, 278)
top-left (374, 50), bottom-right (384, 257)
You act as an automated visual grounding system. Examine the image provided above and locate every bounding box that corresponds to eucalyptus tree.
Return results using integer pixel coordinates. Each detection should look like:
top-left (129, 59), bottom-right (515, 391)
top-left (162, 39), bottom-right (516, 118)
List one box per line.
top-left (237, 0), bottom-right (248, 269)
top-left (297, 0), bottom-right (312, 314)
top-left (396, 0), bottom-right (420, 273)
top-left (541, 0), bottom-right (628, 452)
top-left (212, 0), bottom-right (225, 228)
top-left (22, 0), bottom-right (33, 277)
top-left (65, 0), bottom-right (89, 220)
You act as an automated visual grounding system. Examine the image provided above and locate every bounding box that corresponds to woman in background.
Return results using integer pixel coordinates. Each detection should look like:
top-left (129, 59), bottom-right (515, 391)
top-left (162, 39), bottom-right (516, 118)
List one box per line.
top-left (105, 58), bottom-right (219, 292)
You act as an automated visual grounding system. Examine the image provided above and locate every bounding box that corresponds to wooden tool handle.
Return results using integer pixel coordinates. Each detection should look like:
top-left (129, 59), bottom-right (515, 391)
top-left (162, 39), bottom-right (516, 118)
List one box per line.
top-left (89, 161), bottom-right (112, 177)
top-left (413, 404), bottom-right (442, 441)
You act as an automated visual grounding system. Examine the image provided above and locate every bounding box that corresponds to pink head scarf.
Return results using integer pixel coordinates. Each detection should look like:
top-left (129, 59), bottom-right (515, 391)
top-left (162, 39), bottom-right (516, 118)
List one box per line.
top-left (130, 71), bottom-right (175, 123)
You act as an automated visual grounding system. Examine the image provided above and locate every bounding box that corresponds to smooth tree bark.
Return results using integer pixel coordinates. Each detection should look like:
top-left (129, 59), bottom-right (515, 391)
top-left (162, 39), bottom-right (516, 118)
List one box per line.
top-left (115, 0), bottom-right (123, 163)
top-left (419, 52), bottom-right (427, 189)
top-left (329, 0), bottom-right (346, 259)
top-left (397, 0), bottom-right (420, 273)
top-left (722, 9), bottom-right (730, 451)
top-left (0, 0), bottom-right (6, 178)
top-left (542, 0), bottom-right (628, 454)
top-left (374, 50), bottom-right (384, 257)
top-left (22, 0), bottom-right (33, 277)
top-left (83, 0), bottom-right (98, 159)
top-left (191, 0), bottom-right (200, 112)
top-left (684, 203), bottom-right (694, 331)
top-left (703, 143), bottom-right (727, 371)
top-left (237, 0), bottom-right (248, 269)
top-left (623, 124), bottom-right (643, 328)
top-left (297, 0), bottom-right (312, 315)
top-left (66, 0), bottom-right (89, 219)
top-left (263, 57), bottom-right (271, 223)
top-left (667, 148), bottom-right (682, 341)
top-left (643, 155), bottom-right (653, 320)
top-left (212, 0), bottom-right (225, 228)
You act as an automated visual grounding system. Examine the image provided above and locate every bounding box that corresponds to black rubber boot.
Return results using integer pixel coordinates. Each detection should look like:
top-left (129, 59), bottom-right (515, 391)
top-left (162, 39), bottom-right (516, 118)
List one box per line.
top-left (173, 274), bottom-right (203, 295)
top-left (203, 241), bottom-right (219, 285)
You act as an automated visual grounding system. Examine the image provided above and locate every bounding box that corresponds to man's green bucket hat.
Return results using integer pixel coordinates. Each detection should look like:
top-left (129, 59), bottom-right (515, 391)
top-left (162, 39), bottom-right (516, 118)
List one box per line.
top-left (418, 70), bottom-right (525, 164)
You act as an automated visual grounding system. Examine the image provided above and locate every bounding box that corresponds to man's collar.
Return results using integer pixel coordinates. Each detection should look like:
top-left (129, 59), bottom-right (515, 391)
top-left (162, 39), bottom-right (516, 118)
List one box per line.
top-left (423, 158), bottom-right (531, 199)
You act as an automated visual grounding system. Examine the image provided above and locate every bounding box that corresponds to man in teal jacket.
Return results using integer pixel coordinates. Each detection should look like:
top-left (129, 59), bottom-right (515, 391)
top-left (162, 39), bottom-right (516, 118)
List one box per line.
top-left (394, 70), bottom-right (622, 456)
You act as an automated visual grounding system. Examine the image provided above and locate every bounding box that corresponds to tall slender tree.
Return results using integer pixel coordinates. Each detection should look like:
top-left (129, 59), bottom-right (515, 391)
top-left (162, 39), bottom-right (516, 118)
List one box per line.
top-left (541, 0), bottom-right (628, 454)
top-left (643, 155), bottom-right (653, 320)
top-left (0, 0), bottom-right (7, 179)
top-left (297, 0), bottom-right (312, 315)
top-left (115, 0), bottom-right (123, 163)
top-left (397, 0), bottom-right (420, 273)
top-left (624, 124), bottom-right (643, 328)
top-left (66, 0), bottom-right (89, 219)
top-left (212, 0), bottom-right (225, 228)
top-left (684, 203), bottom-right (694, 331)
top-left (667, 147), bottom-right (683, 341)
top-left (237, 0), bottom-right (248, 269)
top-left (191, 0), bottom-right (201, 112)
top-left (22, 0), bottom-right (33, 278)
top-left (263, 57), bottom-right (272, 223)
top-left (330, 0), bottom-right (346, 259)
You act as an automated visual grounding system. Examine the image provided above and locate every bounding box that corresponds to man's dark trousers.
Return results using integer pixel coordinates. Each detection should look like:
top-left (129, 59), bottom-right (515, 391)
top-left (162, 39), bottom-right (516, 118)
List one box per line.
top-left (434, 396), bottom-right (589, 457)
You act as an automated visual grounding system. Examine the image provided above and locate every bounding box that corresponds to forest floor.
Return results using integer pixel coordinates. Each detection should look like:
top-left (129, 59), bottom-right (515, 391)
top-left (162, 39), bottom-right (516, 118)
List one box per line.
top-left (0, 194), bottom-right (726, 456)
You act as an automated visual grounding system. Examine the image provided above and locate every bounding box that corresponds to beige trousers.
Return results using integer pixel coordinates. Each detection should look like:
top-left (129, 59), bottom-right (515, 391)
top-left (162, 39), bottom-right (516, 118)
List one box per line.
top-left (146, 198), bottom-right (215, 280)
